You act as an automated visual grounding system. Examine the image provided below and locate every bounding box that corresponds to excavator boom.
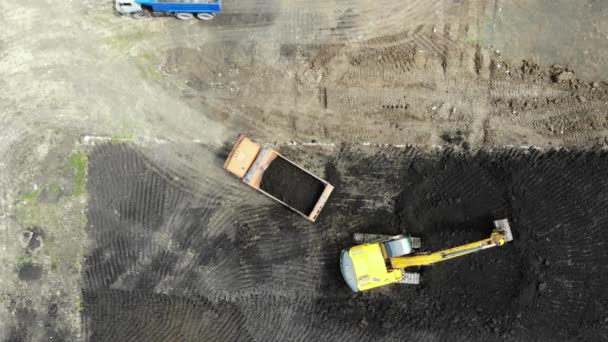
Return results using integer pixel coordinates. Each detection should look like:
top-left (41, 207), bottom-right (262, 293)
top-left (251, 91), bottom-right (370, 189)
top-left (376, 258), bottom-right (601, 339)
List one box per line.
top-left (390, 230), bottom-right (507, 269)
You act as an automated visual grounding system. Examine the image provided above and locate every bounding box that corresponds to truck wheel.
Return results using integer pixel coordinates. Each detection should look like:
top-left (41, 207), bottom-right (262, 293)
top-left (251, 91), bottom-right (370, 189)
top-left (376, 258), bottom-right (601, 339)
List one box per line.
top-left (196, 13), bottom-right (215, 21)
top-left (175, 13), bottom-right (194, 20)
top-left (131, 12), bottom-right (148, 19)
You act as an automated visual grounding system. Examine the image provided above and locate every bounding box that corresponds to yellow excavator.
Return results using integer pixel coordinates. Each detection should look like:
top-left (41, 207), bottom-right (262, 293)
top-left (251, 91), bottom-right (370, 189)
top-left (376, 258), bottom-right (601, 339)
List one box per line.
top-left (340, 219), bottom-right (513, 292)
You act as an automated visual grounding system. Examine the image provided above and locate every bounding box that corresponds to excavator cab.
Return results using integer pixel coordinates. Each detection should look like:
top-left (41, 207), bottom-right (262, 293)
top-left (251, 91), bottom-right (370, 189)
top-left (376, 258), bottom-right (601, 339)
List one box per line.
top-left (340, 235), bottom-right (420, 292)
top-left (115, 0), bottom-right (143, 15)
top-left (340, 219), bottom-right (513, 292)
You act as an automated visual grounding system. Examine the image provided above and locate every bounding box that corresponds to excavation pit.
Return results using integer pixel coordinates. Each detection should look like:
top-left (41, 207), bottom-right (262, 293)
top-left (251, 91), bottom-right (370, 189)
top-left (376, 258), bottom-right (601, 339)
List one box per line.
top-left (84, 145), bottom-right (608, 341)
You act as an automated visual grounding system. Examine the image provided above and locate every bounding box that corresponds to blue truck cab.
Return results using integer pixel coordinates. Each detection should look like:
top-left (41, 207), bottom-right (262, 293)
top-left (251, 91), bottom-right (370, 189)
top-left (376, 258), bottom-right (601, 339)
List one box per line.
top-left (115, 0), bottom-right (221, 20)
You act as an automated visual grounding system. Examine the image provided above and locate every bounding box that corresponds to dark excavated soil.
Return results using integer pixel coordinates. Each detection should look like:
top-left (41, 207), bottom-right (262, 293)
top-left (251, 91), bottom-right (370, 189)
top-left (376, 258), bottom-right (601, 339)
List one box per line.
top-left (83, 144), bottom-right (608, 342)
top-left (260, 156), bottom-right (326, 215)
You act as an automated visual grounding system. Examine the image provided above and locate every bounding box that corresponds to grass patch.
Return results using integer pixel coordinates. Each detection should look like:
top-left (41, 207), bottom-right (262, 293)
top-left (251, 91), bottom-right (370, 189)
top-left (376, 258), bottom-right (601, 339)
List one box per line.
top-left (20, 188), bottom-right (42, 202)
top-left (69, 152), bottom-right (87, 197)
top-left (111, 134), bottom-right (134, 142)
top-left (105, 31), bottom-right (146, 52)
top-left (16, 254), bottom-right (34, 265)
top-left (49, 181), bottom-right (63, 195)
top-left (136, 51), bottom-right (162, 80)
top-left (50, 252), bottom-right (59, 270)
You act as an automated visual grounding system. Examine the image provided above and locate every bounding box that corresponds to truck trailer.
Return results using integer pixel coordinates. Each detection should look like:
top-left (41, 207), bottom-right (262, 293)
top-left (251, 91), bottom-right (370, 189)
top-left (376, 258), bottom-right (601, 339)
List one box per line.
top-left (224, 135), bottom-right (334, 222)
top-left (115, 0), bottom-right (221, 20)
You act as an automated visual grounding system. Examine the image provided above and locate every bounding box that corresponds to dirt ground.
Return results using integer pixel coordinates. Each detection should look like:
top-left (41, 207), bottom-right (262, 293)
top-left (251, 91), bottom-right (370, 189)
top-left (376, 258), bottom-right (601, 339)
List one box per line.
top-left (1, 0), bottom-right (608, 341)
top-left (81, 144), bottom-right (608, 342)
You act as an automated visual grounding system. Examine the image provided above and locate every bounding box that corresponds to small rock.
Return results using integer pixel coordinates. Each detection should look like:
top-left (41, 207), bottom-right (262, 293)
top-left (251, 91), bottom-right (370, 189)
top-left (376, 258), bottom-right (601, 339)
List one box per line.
top-left (18, 231), bottom-right (33, 249)
top-left (336, 232), bottom-right (349, 239)
top-left (538, 282), bottom-right (547, 292)
top-left (436, 103), bottom-right (451, 120)
top-left (382, 321), bottom-right (394, 329)
top-left (592, 82), bottom-right (600, 88)
top-left (552, 71), bottom-right (574, 83)
top-left (48, 303), bottom-right (59, 319)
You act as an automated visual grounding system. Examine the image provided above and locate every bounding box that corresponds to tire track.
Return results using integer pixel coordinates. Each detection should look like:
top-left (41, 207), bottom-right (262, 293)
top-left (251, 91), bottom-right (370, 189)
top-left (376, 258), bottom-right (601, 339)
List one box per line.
top-left (507, 150), bottom-right (608, 339)
top-left (160, 10), bottom-right (608, 148)
top-left (83, 290), bottom-right (251, 342)
top-left (86, 142), bottom-right (331, 298)
top-left (84, 144), bottom-right (608, 341)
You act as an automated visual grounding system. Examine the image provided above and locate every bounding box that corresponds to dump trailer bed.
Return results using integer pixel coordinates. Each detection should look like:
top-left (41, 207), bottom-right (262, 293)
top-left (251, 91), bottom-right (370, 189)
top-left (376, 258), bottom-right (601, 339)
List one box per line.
top-left (224, 135), bottom-right (334, 222)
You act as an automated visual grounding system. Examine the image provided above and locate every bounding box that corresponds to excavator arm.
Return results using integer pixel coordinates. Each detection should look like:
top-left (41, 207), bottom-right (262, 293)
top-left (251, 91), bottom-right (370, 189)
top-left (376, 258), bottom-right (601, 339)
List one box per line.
top-left (390, 230), bottom-right (507, 269)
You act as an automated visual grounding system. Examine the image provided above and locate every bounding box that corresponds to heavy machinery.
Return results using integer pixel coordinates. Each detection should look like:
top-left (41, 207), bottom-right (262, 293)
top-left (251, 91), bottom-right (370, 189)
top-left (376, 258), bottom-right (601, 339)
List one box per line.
top-left (115, 0), bottom-right (221, 20)
top-left (224, 135), bottom-right (334, 222)
top-left (340, 219), bottom-right (513, 292)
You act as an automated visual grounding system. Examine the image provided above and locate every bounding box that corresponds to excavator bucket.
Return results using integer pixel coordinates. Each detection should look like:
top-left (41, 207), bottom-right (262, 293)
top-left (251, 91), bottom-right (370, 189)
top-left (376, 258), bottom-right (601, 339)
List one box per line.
top-left (493, 219), bottom-right (513, 242)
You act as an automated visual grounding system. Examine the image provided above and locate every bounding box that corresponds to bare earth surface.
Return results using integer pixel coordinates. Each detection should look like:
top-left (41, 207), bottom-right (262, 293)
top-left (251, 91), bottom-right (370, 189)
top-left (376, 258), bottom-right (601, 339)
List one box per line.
top-left (1, 0), bottom-right (607, 341)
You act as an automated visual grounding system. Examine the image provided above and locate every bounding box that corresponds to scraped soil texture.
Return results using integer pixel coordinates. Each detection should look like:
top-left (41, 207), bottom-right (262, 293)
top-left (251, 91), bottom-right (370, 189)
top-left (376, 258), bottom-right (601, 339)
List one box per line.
top-left (83, 144), bottom-right (608, 342)
top-left (260, 157), bottom-right (326, 215)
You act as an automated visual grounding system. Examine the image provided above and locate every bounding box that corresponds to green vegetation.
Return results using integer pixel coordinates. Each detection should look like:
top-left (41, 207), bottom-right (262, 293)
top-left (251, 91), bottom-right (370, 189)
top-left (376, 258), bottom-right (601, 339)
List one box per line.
top-left (10, 144), bottom-right (90, 334)
top-left (76, 297), bottom-right (85, 313)
top-left (111, 134), bottom-right (134, 142)
top-left (136, 51), bottom-right (162, 80)
top-left (105, 30), bottom-right (146, 52)
top-left (49, 252), bottom-right (59, 270)
top-left (49, 181), bottom-right (63, 195)
top-left (20, 188), bottom-right (42, 202)
top-left (73, 258), bottom-right (82, 272)
top-left (16, 254), bottom-right (34, 266)
top-left (69, 152), bottom-right (87, 197)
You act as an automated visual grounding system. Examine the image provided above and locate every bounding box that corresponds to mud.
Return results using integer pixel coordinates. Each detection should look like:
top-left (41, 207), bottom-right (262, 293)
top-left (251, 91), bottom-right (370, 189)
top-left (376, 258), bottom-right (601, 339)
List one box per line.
top-left (260, 157), bottom-right (326, 215)
top-left (83, 144), bottom-right (608, 341)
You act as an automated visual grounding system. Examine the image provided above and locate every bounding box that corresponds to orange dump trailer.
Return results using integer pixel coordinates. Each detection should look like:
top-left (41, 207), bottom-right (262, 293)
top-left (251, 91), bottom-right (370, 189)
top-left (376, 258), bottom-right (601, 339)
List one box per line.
top-left (224, 135), bottom-right (334, 222)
